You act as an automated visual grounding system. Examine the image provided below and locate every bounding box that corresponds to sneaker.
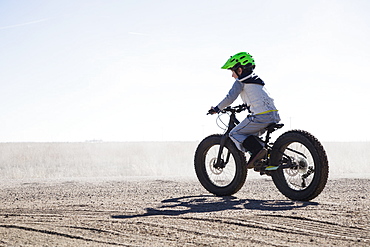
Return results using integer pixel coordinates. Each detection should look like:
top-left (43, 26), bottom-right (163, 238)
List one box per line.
top-left (247, 148), bottom-right (267, 168)
top-left (265, 165), bottom-right (279, 171)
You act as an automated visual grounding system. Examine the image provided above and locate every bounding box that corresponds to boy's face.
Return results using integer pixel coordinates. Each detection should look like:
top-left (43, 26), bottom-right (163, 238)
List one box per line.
top-left (231, 68), bottom-right (243, 79)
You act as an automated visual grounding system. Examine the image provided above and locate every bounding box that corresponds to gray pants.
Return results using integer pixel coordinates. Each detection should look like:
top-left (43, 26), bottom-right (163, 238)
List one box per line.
top-left (229, 111), bottom-right (281, 152)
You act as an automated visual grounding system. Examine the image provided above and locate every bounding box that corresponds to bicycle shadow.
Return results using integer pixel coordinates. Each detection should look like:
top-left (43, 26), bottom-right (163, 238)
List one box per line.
top-left (111, 195), bottom-right (319, 219)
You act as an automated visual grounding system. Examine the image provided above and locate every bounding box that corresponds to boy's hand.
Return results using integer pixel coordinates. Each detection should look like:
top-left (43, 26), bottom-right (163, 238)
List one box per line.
top-left (207, 106), bottom-right (220, 115)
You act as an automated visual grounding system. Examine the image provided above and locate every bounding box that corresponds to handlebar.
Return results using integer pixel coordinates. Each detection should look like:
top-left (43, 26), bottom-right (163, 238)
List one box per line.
top-left (221, 104), bottom-right (249, 114)
top-left (207, 104), bottom-right (249, 115)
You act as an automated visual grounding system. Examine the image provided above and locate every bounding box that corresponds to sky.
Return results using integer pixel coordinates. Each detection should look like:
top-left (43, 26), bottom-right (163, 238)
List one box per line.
top-left (0, 0), bottom-right (369, 142)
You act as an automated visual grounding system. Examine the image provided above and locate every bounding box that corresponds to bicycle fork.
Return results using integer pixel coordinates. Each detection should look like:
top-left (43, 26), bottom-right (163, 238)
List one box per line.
top-left (214, 113), bottom-right (238, 169)
top-left (215, 134), bottom-right (231, 169)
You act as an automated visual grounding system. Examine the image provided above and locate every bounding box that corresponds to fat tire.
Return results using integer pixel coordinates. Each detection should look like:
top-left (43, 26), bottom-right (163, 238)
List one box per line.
top-left (270, 130), bottom-right (329, 201)
top-left (194, 134), bottom-right (247, 196)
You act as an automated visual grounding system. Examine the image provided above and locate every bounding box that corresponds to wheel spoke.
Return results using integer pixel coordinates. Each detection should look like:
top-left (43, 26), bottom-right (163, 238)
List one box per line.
top-left (205, 145), bottom-right (236, 187)
top-left (282, 142), bottom-right (314, 191)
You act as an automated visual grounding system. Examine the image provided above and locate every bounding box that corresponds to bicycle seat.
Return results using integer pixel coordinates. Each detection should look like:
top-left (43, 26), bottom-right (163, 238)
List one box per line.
top-left (266, 123), bottom-right (284, 133)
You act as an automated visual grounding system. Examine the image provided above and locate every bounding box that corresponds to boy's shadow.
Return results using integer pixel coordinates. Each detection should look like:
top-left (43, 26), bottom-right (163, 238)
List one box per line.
top-left (111, 195), bottom-right (318, 219)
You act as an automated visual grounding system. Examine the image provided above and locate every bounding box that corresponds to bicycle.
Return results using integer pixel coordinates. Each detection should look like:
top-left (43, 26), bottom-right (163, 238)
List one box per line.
top-left (194, 104), bottom-right (329, 201)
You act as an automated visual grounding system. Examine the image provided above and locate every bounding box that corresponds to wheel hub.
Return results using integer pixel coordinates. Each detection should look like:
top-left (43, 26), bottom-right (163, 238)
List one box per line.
top-left (209, 157), bottom-right (223, 175)
top-left (298, 158), bottom-right (309, 173)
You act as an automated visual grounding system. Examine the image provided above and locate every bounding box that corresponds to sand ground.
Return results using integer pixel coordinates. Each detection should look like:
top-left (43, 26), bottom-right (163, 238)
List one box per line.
top-left (0, 177), bottom-right (369, 246)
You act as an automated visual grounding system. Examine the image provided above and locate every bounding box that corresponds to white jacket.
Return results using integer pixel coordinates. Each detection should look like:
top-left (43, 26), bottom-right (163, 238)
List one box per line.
top-left (216, 73), bottom-right (278, 115)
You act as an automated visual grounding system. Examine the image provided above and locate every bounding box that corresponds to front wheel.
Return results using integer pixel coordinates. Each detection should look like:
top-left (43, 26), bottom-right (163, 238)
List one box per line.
top-left (194, 134), bottom-right (247, 196)
top-left (270, 130), bottom-right (329, 201)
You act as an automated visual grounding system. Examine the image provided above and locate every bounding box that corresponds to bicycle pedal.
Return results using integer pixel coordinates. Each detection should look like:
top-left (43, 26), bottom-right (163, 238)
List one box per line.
top-left (252, 160), bottom-right (264, 171)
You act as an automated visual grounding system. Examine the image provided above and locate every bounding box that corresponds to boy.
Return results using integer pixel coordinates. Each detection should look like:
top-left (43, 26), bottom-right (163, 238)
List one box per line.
top-left (209, 52), bottom-right (280, 167)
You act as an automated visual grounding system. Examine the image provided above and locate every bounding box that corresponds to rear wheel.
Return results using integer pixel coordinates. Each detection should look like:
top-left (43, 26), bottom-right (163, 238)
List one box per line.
top-left (194, 135), bottom-right (247, 196)
top-left (270, 130), bottom-right (329, 201)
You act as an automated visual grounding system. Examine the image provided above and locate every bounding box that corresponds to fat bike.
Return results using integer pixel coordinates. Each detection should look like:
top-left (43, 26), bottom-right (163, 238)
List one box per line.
top-left (194, 104), bottom-right (329, 201)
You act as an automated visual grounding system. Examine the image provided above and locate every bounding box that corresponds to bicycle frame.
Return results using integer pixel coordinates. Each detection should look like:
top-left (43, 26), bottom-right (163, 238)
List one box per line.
top-left (213, 105), bottom-right (284, 170)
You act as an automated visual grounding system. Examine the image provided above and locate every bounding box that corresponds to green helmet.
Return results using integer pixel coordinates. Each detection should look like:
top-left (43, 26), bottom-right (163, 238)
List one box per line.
top-left (221, 52), bottom-right (255, 70)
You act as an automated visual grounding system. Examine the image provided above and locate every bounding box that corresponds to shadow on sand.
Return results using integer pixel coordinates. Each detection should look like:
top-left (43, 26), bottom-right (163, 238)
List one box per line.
top-left (111, 195), bottom-right (319, 219)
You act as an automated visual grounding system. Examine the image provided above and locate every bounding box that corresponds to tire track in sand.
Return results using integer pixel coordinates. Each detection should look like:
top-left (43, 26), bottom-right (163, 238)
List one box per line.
top-left (178, 214), bottom-right (369, 244)
top-left (256, 214), bottom-right (369, 241)
top-left (131, 219), bottom-right (282, 247)
top-left (0, 224), bottom-right (129, 246)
